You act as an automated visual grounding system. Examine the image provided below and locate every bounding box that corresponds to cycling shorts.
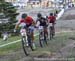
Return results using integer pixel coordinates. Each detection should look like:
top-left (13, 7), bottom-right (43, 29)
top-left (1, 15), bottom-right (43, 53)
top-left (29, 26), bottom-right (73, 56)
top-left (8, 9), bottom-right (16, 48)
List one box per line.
top-left (28, 26), bottom-right (34, 32)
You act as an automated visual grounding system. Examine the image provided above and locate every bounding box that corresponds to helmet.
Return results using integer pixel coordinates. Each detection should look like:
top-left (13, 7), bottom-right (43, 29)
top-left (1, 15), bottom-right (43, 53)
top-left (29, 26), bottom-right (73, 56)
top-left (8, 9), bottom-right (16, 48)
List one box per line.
top-left (21, 13), bottom-right (27, 19)
top-left (50, 13), bottom-right (53, 16)
top-left (46, 16), bottom-right (48, 18)
top-left (37, 13), bottom-right (42, 18)
top-left (55, 10), bottom-right (58, 14)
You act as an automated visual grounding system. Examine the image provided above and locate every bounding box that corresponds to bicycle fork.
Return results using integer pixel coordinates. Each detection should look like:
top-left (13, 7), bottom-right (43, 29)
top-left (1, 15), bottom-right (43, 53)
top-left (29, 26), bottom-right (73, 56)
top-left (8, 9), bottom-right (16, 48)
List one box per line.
top-left (27, 34), bottom-right (34, 51)
top-left (44, 32), bottom-right (48, 45)
top-left (39, 31), bottom-right (48, 47)
top-left (39, 32), bottom-right (42, 47)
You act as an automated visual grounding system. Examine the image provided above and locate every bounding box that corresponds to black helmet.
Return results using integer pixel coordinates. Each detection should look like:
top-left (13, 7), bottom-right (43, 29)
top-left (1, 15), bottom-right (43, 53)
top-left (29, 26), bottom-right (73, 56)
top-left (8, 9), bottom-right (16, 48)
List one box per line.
top-left (46, 16), bottom-right (48, 18)
top-left (21, 13), bottom-right (27, 19)
top-left (37, 13), bottom-right (42, 18)
top-left (50, 13), bottom-right (53, 16)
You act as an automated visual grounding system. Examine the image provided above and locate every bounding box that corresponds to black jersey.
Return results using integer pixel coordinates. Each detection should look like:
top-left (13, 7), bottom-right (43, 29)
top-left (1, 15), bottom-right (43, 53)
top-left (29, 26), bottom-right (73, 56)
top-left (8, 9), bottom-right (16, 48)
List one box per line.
top-left (37, 17), bottom-right (47, 26)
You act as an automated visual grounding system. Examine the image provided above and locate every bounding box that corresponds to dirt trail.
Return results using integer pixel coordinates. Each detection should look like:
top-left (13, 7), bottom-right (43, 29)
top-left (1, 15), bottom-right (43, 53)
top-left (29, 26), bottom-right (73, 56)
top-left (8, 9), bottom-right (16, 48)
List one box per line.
top-left (18, 8), bottom-right (75, 61)
top-left (17, 39), bottom-right (75, 61)
top-left (50, 40), bottom-right (75, 59)
top-left (0, 8), bottom-right (75, 61)
top-left (60, 8), bottom-right (75, 20)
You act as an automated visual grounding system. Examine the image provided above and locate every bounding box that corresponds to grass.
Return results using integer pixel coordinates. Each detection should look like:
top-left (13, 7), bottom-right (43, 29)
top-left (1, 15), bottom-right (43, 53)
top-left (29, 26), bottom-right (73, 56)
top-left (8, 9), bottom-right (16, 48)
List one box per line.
top-left (0, 35), bottom-right (21, 55)
top-left (30, 32), bottom-right (75, 57)
top-left (0, 35), bottom-right (38, 55)
top-left (0, 36), bottom-right (21, 45)
top-left (0, 42), bottom-right (21, 55)
top-left (0, 32), bottom-right (75, 57)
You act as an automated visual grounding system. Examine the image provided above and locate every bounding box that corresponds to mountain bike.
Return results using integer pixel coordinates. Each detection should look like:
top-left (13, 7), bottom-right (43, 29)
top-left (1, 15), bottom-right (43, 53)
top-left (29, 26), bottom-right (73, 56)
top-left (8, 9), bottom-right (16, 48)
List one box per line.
top-left (20, 27), bottom-right (34, 56)
top-left (49, 23), bottom-right (55, 40)
top-left (39, 26), bottom-right (48, 47)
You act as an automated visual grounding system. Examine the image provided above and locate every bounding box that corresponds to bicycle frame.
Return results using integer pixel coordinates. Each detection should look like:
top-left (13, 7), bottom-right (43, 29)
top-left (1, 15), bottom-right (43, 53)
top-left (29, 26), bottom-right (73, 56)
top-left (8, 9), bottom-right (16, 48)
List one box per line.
top-left (49, 23), bottom-right (54, 40)
top-left (39, 26), bottom-right (48, 47)
top-left (20, 27), bottom-right (34, 56)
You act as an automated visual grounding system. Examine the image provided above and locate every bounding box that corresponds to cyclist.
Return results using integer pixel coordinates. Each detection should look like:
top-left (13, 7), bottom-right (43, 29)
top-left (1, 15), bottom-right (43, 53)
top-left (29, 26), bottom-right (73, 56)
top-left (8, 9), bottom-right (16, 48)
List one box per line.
top-left (54, 10), bottom-right (58, 17)
top-left (14, 13), bottom-right (36, 49)
top-left (47, 13), bottom-right (56, 36)
top-left (36, 13), bottom-right (48, 39)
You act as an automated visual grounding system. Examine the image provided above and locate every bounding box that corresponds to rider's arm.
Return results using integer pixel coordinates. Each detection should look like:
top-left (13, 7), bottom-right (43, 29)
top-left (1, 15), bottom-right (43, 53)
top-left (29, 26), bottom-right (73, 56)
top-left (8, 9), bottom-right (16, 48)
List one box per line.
top-left (35, 19), bottom-right (38, 25)
top-left (36, 19), bottom-right (40, 27)
top-left (54, 16), bottom-right (56, 24)
top-left (32, 19), bottom-right (36, 26)
top-left (14, 20), bottom-right (21, 30)
top-left (47, 17), bottom-right (50, 24)
top-left (45, 18), bottom-right (48, 24)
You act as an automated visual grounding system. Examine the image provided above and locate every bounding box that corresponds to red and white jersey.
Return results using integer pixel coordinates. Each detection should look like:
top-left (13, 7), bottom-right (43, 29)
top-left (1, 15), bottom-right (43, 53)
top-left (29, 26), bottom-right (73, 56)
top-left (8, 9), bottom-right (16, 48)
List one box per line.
top-left (17, 16), bottom-right (33, 25)
top-left (48, 16), bottom-right (56, 23)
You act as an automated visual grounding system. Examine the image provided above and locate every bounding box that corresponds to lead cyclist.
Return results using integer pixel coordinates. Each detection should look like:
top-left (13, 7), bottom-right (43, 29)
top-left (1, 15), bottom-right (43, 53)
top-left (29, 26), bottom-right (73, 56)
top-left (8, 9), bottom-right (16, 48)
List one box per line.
top-left (14, 13), bottom-right (36, 50)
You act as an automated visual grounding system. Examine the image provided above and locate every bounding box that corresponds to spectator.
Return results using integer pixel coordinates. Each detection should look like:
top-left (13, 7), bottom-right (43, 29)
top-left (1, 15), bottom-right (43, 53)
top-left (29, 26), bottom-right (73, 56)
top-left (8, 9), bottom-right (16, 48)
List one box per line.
top-left (2, 32), bottom-right (8, 41)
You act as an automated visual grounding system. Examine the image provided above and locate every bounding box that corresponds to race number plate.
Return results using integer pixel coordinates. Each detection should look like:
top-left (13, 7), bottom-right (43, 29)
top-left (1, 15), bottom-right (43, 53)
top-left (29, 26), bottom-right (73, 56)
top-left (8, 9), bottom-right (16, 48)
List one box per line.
top-left (39, 26), bottom-right (43, 30)
top-left (19, 23), bottom-right (26, 27)
top-left (49, 23), bottom-right (53, 26)
top-left (20, 29), bottom-right (26, 36)
top-left (36, 21), bottom-right (40, 27)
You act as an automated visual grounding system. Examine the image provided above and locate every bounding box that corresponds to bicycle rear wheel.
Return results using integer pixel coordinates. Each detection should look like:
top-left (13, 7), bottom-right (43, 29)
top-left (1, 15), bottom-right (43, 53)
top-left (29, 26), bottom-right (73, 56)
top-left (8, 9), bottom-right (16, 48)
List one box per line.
top-left (50, 27), bottom-right (54, 40)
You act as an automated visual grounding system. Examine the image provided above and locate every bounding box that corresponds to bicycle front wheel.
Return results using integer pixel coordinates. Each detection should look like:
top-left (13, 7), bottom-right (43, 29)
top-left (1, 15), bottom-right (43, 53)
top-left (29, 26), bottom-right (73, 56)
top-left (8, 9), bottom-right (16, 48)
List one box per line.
top-left (44, 31), bottom-right (48, 45)
top-left (21, 37), bottom-right (29, 56)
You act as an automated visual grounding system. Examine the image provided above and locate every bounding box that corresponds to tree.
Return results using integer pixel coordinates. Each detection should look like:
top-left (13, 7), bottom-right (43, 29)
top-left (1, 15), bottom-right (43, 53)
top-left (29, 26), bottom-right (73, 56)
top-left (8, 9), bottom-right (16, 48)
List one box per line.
top-left (0, 0), bottom-right (19, 37)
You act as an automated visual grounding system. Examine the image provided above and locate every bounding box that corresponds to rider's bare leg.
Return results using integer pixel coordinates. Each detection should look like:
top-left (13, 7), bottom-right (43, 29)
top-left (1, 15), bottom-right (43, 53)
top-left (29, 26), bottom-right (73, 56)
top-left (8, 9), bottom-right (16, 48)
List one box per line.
top-left (31, 32), bottom-right (36, 49)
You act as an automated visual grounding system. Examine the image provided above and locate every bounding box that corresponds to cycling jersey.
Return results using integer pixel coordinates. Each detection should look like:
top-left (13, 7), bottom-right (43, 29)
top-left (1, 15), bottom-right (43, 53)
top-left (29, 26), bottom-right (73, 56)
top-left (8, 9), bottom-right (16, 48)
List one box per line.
top-left (48, 16), bottom-right (56, 23)
top-left (36, 17), bottom-right (47, 26)
top-left (25, 16), bottom-right (33, 25)
top-left (19, 16), bottom-right (34, 27)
